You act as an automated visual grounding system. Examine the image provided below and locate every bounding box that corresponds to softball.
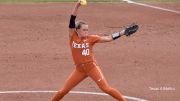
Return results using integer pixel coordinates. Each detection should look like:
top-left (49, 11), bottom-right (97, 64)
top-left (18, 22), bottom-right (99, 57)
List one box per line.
top-left (79, 0), bottom-right (87, 6)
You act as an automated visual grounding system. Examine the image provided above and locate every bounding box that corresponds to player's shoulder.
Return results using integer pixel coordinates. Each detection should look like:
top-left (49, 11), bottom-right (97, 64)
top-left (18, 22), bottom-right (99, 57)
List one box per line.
top-left (88, 34), bottom-right (100, 38)
top-left (70, 31), bottom-right (78, 38)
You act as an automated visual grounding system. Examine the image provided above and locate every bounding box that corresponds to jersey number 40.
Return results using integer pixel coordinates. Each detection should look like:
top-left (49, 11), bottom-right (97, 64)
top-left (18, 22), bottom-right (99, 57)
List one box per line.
top-left (82, 49), bottom-right (89, 56)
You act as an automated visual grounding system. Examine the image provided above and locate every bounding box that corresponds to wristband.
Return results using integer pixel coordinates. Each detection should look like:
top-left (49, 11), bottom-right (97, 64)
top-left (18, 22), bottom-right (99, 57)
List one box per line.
top-left (69, 15), bottom-right (76, 28)
top-left (112, 32), bottom-right (121, 40)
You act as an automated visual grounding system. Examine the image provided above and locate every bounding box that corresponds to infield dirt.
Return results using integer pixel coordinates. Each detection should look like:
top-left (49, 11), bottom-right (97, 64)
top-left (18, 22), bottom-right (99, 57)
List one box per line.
top-left (0, 2), bottom-right (180, 101)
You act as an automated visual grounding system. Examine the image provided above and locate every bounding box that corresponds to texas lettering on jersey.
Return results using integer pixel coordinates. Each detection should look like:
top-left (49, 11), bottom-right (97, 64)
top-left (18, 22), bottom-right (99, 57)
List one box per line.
top-left (72, 41), bottom-right (90, 56)
top-left (72, 41), bottom-right (89, 49)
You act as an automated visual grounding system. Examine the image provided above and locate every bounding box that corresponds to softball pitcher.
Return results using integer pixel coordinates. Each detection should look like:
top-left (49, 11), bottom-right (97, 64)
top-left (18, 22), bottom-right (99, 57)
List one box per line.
top-left (51, 1), bottom-right (138, 101)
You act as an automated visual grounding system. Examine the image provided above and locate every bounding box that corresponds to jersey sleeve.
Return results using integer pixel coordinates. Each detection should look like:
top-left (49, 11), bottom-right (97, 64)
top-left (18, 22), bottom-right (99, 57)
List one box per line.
top-left (69, 31), bottom-right (78, 40)
top-left (89, 35), bottom-right (101, 44)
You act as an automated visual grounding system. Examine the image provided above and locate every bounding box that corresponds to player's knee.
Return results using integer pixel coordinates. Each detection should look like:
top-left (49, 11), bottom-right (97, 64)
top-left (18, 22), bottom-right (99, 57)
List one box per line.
top-left (60, 88), bottom-right (71, 95)
top-left (56, 88), bottom-right (70, 97)
top-left (99, 85), bottom-right (111, 93)
top-left (51, 88), bottom-right (70, 101)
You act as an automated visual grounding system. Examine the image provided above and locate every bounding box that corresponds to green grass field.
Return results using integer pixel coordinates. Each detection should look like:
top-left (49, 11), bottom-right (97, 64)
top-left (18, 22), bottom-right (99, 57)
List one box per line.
top-left (0, 0), bottom-right (179, 3)
top-left (0, 0), bottom-right (122, 3)
top-left (134, 0), bottom-right (180, 3)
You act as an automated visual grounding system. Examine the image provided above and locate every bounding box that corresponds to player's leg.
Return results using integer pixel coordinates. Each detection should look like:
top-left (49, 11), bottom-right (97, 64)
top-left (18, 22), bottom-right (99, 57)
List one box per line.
top-left (51, 69), bottom-right (87, 101)
top-left (88, 64), bottom-right (126, 101)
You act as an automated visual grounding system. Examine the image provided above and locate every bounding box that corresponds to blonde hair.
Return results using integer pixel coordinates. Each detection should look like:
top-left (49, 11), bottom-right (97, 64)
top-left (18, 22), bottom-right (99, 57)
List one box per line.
top-left (75, 21), bottom-right (87, 29)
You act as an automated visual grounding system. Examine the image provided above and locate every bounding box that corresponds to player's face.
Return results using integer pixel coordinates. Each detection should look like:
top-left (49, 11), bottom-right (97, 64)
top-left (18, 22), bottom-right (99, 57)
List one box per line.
top-left (78, 24), bottom-right (89, 38)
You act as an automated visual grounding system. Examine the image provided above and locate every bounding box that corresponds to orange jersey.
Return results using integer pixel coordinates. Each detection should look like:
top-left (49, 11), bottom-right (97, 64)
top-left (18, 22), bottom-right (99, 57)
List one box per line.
top-left (70, 32), bottom-right (100, 65)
